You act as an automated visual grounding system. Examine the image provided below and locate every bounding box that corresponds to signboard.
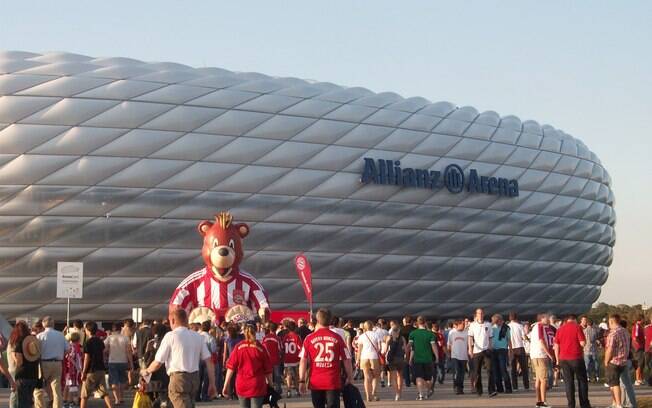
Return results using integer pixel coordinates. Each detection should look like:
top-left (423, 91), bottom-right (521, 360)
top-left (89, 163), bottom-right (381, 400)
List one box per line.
top-left (56, 262), bottom-right (83, 299)
top-left (132, 308), bottom-right (143, 324)
top-left (361, 157), bottom-right (519, 197)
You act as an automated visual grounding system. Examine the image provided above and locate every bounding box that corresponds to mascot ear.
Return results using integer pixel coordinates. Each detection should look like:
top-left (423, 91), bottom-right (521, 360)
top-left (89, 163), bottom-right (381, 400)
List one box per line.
top-left (198, 221), bottom-right (213, 236)
top-left (235, 223), bottom-right (250, 239)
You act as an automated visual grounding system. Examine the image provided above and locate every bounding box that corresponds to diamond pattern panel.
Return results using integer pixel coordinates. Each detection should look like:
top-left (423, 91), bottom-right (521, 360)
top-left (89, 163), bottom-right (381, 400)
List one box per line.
top-left (0, 51), bottom-right (616, 320)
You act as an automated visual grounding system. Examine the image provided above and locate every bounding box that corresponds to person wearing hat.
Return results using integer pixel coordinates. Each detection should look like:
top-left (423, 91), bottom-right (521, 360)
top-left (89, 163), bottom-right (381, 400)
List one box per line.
top-left (9, 320), bottom-right (41, 408)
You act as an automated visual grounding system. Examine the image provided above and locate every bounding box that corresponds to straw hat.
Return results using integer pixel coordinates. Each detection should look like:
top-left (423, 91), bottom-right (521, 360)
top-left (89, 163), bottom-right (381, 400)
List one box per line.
top-left (22, 335), bottom-right (41, 362)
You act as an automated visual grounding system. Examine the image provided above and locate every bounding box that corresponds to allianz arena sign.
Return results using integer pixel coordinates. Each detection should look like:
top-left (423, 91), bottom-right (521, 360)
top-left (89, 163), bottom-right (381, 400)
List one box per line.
top-left (361, 157), bottom-right (520, 197)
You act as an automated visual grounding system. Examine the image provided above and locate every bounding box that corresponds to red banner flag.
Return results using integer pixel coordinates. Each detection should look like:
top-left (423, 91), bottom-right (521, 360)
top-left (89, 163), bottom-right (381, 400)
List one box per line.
top-left (295, 253), bottom-right (313, 309)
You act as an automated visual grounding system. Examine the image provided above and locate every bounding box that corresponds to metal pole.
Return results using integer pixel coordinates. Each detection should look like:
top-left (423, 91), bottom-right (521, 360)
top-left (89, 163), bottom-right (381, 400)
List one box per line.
top-left (66, 297), bottom-right (70, 328)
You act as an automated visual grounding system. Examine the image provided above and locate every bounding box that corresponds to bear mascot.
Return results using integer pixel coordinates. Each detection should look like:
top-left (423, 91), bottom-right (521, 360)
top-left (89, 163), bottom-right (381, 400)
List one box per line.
top-left (169, 212), bottom-right (270, 323)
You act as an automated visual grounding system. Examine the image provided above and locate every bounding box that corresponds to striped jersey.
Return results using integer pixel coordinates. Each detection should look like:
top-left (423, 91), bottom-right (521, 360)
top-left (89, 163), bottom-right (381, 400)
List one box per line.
top-left (170, 267), bottom-right (269, 320)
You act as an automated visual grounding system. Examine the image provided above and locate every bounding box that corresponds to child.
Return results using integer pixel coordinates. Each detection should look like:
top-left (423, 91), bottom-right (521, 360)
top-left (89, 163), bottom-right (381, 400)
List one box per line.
top-left (63, 331), bottom-right (83, 408)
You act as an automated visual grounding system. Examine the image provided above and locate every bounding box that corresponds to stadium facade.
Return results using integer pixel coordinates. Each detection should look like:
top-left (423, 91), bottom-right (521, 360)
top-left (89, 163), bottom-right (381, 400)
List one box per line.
top-left (0, 51), bottom-right (615, 320)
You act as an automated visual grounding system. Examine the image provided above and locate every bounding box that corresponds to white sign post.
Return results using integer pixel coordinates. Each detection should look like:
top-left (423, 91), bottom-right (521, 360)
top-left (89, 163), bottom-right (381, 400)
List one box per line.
top-left (57, 262), bottom-right (84, 328)
top-left (132, 307), bottom-right (143, 324)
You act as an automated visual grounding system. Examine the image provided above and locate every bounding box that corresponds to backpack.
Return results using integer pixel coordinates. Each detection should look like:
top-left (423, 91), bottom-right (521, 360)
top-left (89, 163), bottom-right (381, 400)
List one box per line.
top-left (342, 383), bottom-right (366, 408)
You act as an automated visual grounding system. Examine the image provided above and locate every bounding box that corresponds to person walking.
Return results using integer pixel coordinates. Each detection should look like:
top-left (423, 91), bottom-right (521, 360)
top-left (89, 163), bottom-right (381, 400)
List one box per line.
top-left (10, 321), bottom-right (41, 408)
top-left (356, 320), bottom-right (382, 402)
top-left (281, 321), bottom-right (302, 398)
top-left (531, 313), bottom-right (555, 408)
top-left (384, 327), bottom-right (407, 401)
top-left (553, 314), bottom-right (591, 408)
top-left (79, 321), bottom-right (112, 408)
top-left (605, 314), bottom-right (630, 408)
top-left (142, 323), bottom-right (171, 407)
top-left (508, 312), bottom-right (529, 390)
top-left (299, 308), bottom-right (353, 408)
top-left (632, 315), bottom-right (646, 386)
top-left (580, 316), bottom-right (600, 383)
top-left (447, 320), bottom-right (468, 395)
top-left (222, 324), bottom-right (273, 408)
top-left (135, 320), bottom-right (153, 370)
top-left (143, 309), bottom-right (216, 408)
top-left (399, 316), bottom-right (415, 388)
top-left (468, 308), bottom-right (495, 398)
top-left (645, 319), bottom-right (652, 386)
top-left (198, 321), bottom-right (217, 402)
top-left (408, 316), bottom-right (438, 401)
top-left (490, 314), bottom-right (512, 394)
top-left (261, 322), bottom-right (283, 394)
top-left (62, 332), bottom-right (83, 408)
top-left (617, 320), bottom-right (637, 408)
top-left (33, 316), bottom-right (68, 408)
top-left (104, 322), bottom-right (133, 406)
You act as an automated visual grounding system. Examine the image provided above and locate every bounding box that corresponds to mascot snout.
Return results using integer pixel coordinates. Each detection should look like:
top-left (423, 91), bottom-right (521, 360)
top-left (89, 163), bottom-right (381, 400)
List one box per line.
top-left (210, 246), bottom-right (235, 273)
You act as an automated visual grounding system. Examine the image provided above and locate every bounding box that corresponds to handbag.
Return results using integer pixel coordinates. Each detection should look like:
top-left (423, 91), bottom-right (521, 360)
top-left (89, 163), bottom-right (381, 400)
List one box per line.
top-left (365, 333), bottom-right (385, 366)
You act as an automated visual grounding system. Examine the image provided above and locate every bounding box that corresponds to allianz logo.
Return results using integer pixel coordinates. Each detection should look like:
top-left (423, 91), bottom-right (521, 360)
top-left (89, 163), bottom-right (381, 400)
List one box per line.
top-left (360, 157), bottom-right (519, 197)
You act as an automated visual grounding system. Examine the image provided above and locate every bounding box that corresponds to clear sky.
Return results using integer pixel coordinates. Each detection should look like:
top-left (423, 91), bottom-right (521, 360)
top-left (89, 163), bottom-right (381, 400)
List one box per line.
top-left (1, 1), bottom-right (650, 305)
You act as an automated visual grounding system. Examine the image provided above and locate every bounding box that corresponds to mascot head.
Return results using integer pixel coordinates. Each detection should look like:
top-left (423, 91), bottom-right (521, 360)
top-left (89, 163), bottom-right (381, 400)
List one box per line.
top-left (198, 212), bottom-right (249, 281)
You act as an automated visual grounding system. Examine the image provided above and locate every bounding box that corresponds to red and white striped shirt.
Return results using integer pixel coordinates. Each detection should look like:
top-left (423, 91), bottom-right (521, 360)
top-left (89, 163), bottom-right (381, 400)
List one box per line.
top-left (170, 267), bottom-right (269, 320)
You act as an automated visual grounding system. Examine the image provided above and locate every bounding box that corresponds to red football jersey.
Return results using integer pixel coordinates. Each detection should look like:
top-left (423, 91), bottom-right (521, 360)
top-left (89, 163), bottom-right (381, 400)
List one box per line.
top-left (300, 327), bottom-right (351, 391)
top-left (262, 333), bottom-right (282, 366)
top-left (282, 331), bottom-right (302, 366)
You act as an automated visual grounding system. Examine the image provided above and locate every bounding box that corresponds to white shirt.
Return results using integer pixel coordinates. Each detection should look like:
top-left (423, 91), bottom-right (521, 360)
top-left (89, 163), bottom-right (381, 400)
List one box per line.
top-left (529, 322), bottom-right (548, 359)
top-left (155, 327), bottom-right (211, 375)
top-left (105, 333), bottom-right (130, 363)
top-left (468, 321), bottom-right (492, 353)
top-left (508, 321), bottom-right (525, 349)
top-left (356, 331), bottom-right (382, 360)
top-left (447, 328), bottom-right (468, 361)
top-left (37, 328), bottom-right (69, 361)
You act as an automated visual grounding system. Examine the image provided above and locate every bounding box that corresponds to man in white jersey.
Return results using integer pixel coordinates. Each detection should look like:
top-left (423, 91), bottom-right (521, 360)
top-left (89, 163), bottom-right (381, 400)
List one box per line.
top-left (530, 313), bottom-right (554, 408)
top-left (467, 308), bottom-right (496, 397)
top-left (508, 312), bottom-right (529, 391)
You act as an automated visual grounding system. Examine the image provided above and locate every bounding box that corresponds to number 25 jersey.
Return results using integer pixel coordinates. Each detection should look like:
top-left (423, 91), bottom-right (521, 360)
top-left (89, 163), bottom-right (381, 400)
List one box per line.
top-left (299, 327), bottom-right (351, 391)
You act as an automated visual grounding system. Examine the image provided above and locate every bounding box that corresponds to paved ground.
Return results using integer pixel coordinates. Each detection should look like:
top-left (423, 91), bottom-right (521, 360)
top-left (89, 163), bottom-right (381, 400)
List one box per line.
top-left (2, 379), bottom-right (651, 407)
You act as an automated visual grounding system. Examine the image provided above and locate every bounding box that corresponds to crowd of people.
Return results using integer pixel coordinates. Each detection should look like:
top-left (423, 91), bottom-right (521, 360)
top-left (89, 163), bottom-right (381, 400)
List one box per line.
top-left (0, 307), bottom-right (651, 408)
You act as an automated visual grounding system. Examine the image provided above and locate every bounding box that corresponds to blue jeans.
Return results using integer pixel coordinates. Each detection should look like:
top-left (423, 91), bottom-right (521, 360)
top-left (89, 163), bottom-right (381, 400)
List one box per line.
top-left (491, 348), bottom-right (512, 392)
top-left (584, 353), bottom-right (600, 380)
top-left (620, 360), bottom-right (637, 408)
top-left (402, 363), bottom-right (412, 386)
top-left (452, 358), bottom-right (466, 391)
top-left (214, 362), bottom-right (224, 395)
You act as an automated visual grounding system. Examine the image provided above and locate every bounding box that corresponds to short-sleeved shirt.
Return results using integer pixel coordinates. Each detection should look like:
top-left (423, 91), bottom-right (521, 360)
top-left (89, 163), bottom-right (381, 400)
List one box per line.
top-left (300, 328), bottom-right (351, 391)
top-left (154, 327), bottom-right (211, 375)
top-left (583, 326), bottom-right (598, 354)
top-left (645, 325), bottom-right (652, 353)
top-left (261, 333), bottom-right (282, 366)
top-left (104, 333), bottom-right (130, 363)
top-left (408, 328), bottom-right (436, 363)
top-left (554, 321), bottom-right (586, 360)
top-left (508, 321), bottom-right (525, 349)
top-left (13, 339), bottom-right (39, 380)
top-left (84, 336), bottom-right (106, 372)
top-left (468, 321), bottom-right (492, 353)
top-left (282, 331), bottom-right (302, 366)
top-left (356, 331), bottom-right (382, 360)
top-left (606, 326), bottom-right (629, 367)
top-left (226, 340), bottom-right (272, 398)
top-left (400, 325), bottom-right (415, 343)
top-left (447, 329), bottom-right (468, 361)
top-left (434, 331), bottom-right (445, 359)
top-left (492, 325), bottom-right (510, 350)
top-left (632, 322), bottom-right (645, 351)
top-left (529, 323), bottom-right (549, 359)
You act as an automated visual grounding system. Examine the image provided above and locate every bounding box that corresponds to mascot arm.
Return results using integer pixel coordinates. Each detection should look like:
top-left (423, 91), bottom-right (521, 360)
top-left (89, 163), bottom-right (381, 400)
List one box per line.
top-left (169, 287), bottom-right (195, 315)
